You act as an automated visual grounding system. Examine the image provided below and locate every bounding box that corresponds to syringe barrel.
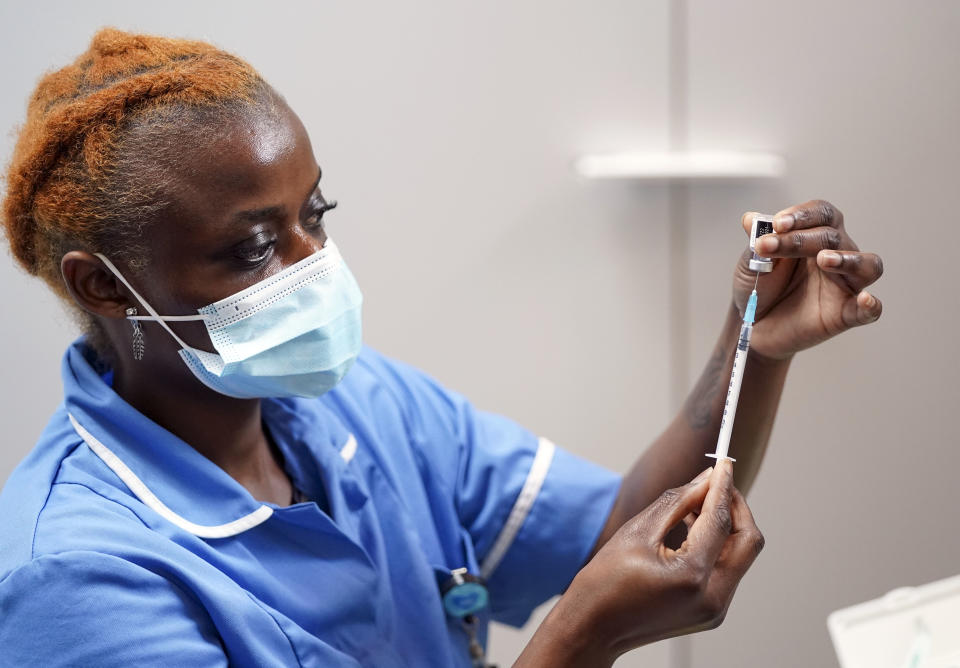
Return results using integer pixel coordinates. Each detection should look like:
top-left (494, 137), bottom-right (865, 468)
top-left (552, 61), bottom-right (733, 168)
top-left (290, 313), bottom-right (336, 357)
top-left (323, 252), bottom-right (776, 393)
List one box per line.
top-left (737, 321), bottom-right (753, 351)
top-left (713, 323), bottom-right (752, 460)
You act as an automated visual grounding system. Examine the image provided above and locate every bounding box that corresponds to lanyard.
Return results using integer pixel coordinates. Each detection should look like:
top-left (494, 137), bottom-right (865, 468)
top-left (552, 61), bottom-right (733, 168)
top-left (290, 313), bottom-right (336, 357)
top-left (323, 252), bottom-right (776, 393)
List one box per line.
top-left (440, 568), bottom-right (497, 668)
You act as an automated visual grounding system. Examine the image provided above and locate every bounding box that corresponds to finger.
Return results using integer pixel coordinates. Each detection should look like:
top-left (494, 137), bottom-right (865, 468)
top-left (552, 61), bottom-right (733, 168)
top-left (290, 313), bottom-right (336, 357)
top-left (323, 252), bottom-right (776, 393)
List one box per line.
top-left (841, 290), bottom-right (883, 327)
top-left (710, 489), bottom-right (764, 584)
top-left (756, 225), bottom-right (849, 258)
top-left (817, 250), bottom-right (884, 292)
top-left (645, 468), bottom-right (713, 544)
top-left (726, 488), bottom-right (764, 569)
top-left (702, 488), bottom-right (765, 608)
top-left (684, 459), bottom-right (735, 568)
top-left (772, 199), bottom-right (844, 234)
top-left (740, 211), bottom-right (762, 236)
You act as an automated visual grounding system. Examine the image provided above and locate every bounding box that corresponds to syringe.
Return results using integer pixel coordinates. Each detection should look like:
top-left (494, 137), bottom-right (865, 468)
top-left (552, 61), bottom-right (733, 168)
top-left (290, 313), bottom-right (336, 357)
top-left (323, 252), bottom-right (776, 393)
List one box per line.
top-left (707, 273), bottom-right (760, 463)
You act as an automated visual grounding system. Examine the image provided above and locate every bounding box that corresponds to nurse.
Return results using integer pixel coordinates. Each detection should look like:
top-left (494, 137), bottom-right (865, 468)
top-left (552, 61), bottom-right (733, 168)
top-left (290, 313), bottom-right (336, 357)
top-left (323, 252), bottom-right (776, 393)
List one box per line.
top-left (0, 29), bottom-right (883, 667)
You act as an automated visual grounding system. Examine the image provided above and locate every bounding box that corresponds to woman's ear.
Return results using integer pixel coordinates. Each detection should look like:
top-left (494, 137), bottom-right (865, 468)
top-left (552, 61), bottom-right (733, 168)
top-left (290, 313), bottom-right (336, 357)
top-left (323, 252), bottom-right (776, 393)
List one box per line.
top-left (60, 251), bottom-right (131, 319)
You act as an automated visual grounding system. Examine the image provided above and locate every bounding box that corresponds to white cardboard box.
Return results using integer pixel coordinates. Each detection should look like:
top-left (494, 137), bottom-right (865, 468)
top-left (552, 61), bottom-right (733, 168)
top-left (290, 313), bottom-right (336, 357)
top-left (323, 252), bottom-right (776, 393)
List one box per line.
top-left (828, 574), bottom-right (960, 668)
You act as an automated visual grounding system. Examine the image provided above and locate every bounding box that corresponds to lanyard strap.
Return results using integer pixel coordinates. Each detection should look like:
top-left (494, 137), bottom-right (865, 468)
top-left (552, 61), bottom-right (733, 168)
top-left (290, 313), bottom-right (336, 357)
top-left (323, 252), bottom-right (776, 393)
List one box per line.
top-left (440, 568), bottom-right (495, 667)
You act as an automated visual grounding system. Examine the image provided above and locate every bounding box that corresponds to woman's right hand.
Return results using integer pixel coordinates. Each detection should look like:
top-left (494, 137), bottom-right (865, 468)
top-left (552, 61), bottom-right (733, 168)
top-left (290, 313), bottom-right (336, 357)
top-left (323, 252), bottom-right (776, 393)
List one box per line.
top-left (515, 460), bottom-right (764, 667)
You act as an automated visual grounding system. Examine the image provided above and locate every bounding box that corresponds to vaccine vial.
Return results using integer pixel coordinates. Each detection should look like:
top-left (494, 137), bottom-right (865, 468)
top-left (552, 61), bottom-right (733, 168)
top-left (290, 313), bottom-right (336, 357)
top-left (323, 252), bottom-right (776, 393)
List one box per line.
top-left (749, 214), bottom-right (775, 272)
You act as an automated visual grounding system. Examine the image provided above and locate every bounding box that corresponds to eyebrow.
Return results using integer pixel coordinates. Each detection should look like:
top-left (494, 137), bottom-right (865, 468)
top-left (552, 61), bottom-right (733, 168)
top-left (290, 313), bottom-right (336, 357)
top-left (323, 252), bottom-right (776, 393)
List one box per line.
top-left (232, 167), bottom-right (324, 223)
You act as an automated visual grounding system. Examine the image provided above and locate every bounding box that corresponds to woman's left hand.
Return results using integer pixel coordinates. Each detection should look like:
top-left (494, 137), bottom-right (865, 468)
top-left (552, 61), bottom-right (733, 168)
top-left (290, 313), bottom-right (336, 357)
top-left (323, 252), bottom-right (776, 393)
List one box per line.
top-left (733, 200), bottom-right (884, 361)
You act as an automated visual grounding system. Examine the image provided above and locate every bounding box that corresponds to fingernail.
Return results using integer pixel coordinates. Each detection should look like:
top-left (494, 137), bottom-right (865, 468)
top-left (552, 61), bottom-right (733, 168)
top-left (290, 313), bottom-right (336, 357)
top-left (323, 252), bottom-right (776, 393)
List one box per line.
top-left (759, 235), bottom-right (779, 253)
top-left (775, 214), bottom-right (794, 233)
top-left (820, 251), bottom-right (842, 267)
top-left (865, 292), bottom-right (876, 308)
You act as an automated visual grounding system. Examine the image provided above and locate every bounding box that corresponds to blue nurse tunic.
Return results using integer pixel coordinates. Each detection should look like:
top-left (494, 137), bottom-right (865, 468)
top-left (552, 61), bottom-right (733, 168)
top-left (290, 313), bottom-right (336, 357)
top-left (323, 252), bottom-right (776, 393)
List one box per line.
top-left (0, 340), bottom-right (620, 666)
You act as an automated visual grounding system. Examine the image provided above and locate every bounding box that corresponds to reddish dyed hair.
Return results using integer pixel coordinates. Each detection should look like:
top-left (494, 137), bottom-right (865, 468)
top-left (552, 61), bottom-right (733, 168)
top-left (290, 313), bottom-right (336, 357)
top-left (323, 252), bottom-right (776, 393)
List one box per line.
top-left (2, 27), bottom-right (270, 297)
top-left (1, 28), bottom-right (274, 357)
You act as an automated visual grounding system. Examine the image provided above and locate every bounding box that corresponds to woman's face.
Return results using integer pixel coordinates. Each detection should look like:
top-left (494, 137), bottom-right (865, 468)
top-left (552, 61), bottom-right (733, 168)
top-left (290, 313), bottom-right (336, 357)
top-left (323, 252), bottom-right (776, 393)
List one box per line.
top-left (112, 99), bottom-right (335, 359)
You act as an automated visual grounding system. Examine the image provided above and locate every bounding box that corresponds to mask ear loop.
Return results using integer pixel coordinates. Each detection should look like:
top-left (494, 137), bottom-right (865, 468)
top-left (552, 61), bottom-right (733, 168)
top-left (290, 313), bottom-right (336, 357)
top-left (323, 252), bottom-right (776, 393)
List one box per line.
top-left (93, 253), bottom-right (209, 352)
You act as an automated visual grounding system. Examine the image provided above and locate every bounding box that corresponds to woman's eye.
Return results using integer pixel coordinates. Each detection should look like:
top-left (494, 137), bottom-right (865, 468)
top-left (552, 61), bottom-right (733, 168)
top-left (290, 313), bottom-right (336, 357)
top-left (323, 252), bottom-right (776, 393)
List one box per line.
top-left (233, 236), bottom-right (276, 265)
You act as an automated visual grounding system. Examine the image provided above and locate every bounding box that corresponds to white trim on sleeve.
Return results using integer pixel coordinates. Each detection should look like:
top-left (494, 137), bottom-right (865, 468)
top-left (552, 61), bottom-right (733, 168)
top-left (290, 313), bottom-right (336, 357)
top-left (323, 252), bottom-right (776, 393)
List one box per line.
top-left (68, 413), bottom-right (274, 539)
top-left (479, 437), bottom-right (556, 580)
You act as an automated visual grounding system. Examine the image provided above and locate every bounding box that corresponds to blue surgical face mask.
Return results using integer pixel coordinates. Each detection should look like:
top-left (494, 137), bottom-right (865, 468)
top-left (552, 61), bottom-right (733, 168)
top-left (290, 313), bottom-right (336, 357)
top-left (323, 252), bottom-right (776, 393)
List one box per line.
top-left (95, 239), bottom-right (363, 399)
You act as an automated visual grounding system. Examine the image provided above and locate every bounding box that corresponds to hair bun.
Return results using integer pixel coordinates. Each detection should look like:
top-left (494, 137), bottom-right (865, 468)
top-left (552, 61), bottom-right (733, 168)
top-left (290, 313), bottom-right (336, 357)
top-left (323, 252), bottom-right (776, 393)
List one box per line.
top-left (89, 28), bottom-right (149, 58)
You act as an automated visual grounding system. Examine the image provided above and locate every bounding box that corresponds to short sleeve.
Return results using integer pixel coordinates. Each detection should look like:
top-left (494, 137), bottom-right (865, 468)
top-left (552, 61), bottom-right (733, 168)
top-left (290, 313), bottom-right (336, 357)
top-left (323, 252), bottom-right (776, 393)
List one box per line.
top-left (358, 349), bottom-right (622, 627)
top-left (0, 552), bottom-right (227, 667)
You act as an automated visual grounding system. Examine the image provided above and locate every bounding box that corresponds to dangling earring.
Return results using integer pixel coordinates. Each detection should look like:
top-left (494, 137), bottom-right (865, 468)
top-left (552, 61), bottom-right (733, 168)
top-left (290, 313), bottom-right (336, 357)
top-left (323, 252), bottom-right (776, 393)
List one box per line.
top-left (125, 307), bottom-right (145, 360)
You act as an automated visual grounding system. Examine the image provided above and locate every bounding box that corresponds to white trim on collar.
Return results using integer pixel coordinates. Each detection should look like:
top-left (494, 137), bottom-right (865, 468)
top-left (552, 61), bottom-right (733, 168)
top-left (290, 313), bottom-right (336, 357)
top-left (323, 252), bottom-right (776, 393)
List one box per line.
top-left (480, 437), bottom-right (555, 580)
top-left (68, 413), bottom-right (274, 539)
top-left (340, 434), bottom-right (358, 462)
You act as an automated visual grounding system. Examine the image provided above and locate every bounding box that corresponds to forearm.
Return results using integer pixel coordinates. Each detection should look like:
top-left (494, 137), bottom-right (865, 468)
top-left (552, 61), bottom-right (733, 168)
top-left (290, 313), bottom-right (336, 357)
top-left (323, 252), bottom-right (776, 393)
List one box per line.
top-left (593, 304), bottom-right (790, 553)
top-left (513, 592), bottom-right (613, 668)
top-left (680, 303), bottom-right (791, 493)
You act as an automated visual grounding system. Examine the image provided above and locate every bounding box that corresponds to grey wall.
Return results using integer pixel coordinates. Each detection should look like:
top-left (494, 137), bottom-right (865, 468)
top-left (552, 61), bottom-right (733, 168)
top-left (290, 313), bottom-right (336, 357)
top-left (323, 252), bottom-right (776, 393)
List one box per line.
top-left (0, 2), bottom-right (956, 667)
top-left (683, 2), bottom-right (960, 667)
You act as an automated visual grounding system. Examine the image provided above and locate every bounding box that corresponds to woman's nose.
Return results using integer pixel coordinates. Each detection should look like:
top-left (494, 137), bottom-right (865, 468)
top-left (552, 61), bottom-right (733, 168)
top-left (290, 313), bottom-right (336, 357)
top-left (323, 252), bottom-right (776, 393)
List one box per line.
top-left (285, 225), bottom-right (325, 265)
